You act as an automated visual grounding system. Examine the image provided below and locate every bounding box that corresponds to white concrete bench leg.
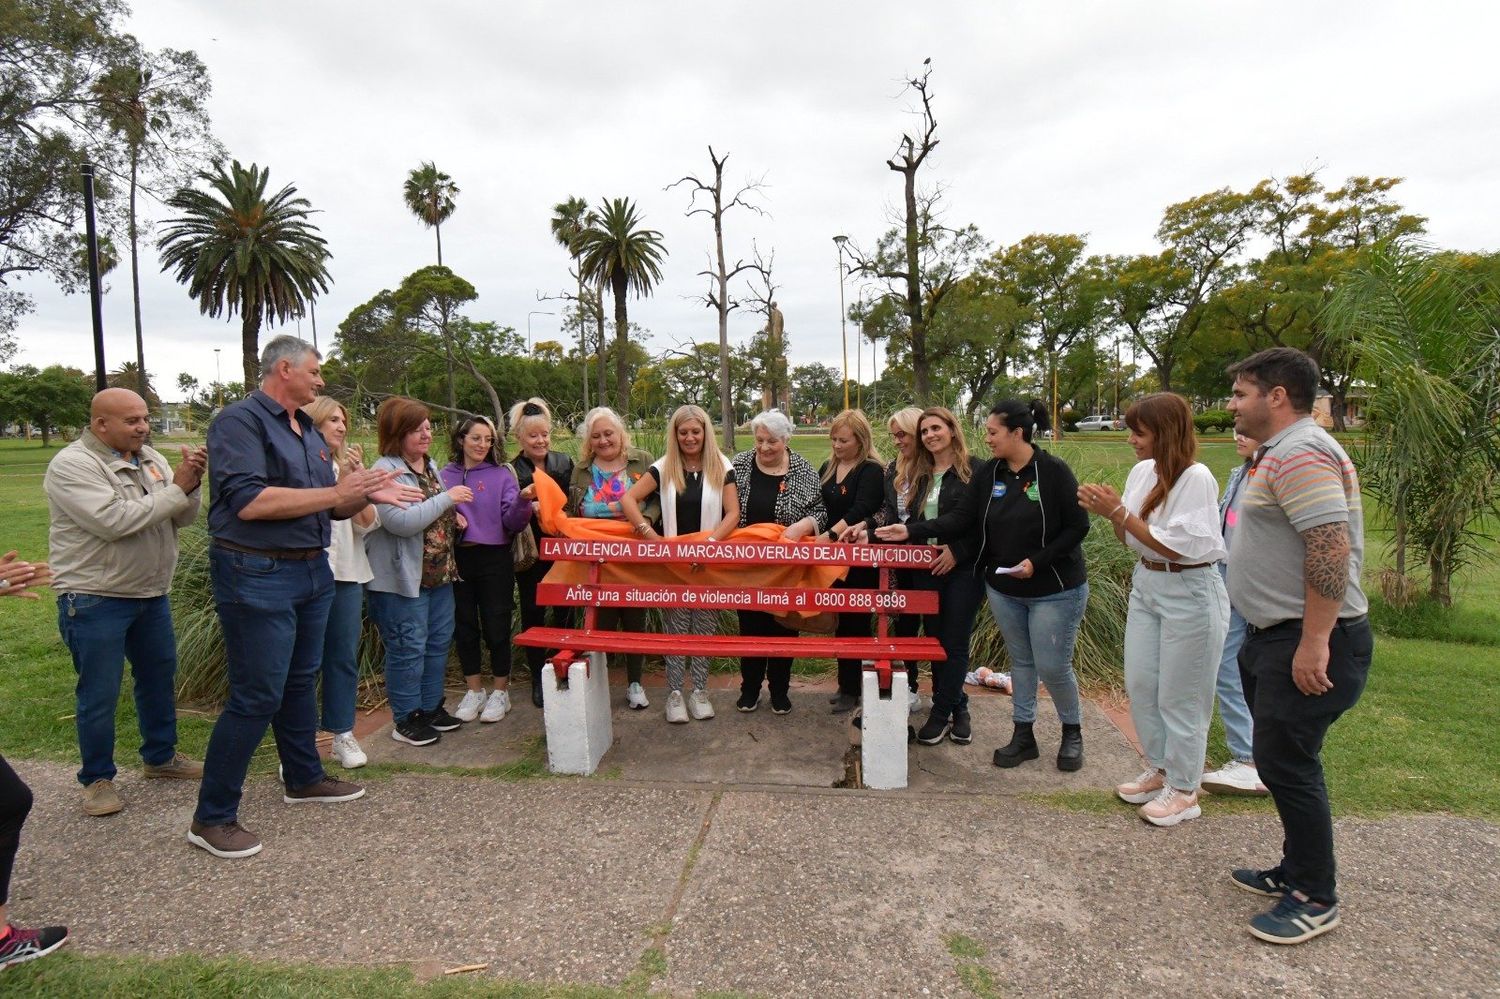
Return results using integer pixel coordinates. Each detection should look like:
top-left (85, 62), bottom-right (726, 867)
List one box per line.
top-left (860, 668), bottom-right (909, 790)
top-left (543, 651), bottom-right (613, 775)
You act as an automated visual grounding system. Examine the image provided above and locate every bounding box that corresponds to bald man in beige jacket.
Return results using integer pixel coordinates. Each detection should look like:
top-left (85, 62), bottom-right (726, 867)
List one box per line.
top-left (44, 389), bottom-right (206, 817)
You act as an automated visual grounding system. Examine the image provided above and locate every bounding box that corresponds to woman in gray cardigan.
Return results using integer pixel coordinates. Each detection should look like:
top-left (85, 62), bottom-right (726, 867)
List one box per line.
top-left (365, 398), bottom-right (472, 748)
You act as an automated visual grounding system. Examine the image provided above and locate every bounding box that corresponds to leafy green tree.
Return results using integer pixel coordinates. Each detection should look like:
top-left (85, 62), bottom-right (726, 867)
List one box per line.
top-left (576, 197), bottom-right (667, 415)
top-left (157, 160), bottom-right (331, 388)
top-left (403, 161), bottom-right (458, 266)
top-left (791, 363), bottom-right (843, 423)
top-left (0, 364), bottom-right (93, 445)
top-left (91, 41), bottom-right (218, 400)
top-left (1325, 243), bottom-right (1500, 606)
top-left (107, 360), bottom-right (158, 408)
top-left (927, 274), bottom-right (1029, 417)
top-left (1214, 174), bottom-right (1426, 427)
top-left (0, 0), bottom-right (134, 333)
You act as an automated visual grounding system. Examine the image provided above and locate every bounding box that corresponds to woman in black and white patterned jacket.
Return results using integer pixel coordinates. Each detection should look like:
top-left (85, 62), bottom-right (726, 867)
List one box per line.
top-left (730, 410), bottom-right (828, 715)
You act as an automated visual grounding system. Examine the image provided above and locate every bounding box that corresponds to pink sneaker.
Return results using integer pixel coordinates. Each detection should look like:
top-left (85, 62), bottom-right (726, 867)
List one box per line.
top-left (1139, 787), bottom-right (1201, 827)
top-left (1116, 768), bottom-right (1165, 804)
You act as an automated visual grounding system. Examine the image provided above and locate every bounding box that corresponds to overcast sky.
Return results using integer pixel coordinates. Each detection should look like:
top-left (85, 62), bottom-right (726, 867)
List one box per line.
top-left (14, 0), bottom-right (1500, 399)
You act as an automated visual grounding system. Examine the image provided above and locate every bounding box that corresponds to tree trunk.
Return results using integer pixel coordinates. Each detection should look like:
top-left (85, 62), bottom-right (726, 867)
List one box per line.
top-left (714, 211), bottom-right (734, 450)
top-left (1330, 386), bottom-right (1348, 432)
top-left (241, 307), bottom-right (262, 390)
top-left (441, 298), bottom-right (456, 414)
top-left (1429, 548), bottom-right (1451, 607)
top-left (129, 151), bottom-right (147, 403)
top-left (435, 218), bottom-right (443, 267)
top-left (902, 167), bottom-right (929, 404)
top-left (612, 270), bottom-right (629, 415)
top-left (595, 280), bottom-right (607, 407)
top-left (575, 261), bottom-right (589, 412)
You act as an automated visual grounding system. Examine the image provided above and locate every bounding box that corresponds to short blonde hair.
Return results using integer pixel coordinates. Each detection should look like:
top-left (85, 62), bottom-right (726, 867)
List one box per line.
top-left (578, 406), bottom-right (631, 466)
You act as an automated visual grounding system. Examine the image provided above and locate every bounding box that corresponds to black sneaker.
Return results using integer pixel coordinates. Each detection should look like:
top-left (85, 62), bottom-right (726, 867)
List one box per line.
top-left (1231, 866), bottom-right (1289, 897)
top-left (426, 704), bottom-right (463, 731)
top-left (770, 692), bottom-right (793, 715)
top-left (392, 712), bottom-right (440, 746)
top-left (1248, 891), bottom-right (1340, 945)
top-left (736, 691), bottom-right (760, 713)
top-left (916, 709), bottom-right (951, 745)
top-left (0, 923), bottom-right (69, 970)
top-left (949, 709), bottom-right (972, 745)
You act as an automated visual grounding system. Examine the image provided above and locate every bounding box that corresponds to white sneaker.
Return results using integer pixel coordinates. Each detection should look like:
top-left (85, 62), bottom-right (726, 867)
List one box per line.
top-left (908, 689), bottom-right (921, 714)
top-left (454, 689), bottom-right (486, 723)
top-left (665, 690), bottom-right (689, 723)
top-left (627, 682), bottom-right (650, 709)
top-left (330, 731), bottom-right (367, 769)
top-left (479, 689), bottom-right (510, 723)
top-left (688, 689), bottom-right (715, 720)
top-left (1201, 759), bottom-right (1269, 796)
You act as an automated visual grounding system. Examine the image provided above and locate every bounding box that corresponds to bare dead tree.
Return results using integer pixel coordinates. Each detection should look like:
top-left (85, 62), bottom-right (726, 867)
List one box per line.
top-left (667, 146), bottom-right (768, 449)
top-left (742, 243), bottom-right (787, 413)
top-left (849, 61), bottom-right (944, 402)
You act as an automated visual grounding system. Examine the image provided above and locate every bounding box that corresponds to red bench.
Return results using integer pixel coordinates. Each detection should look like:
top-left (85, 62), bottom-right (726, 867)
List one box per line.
top-left (515, 537), bottom-right (945, 783)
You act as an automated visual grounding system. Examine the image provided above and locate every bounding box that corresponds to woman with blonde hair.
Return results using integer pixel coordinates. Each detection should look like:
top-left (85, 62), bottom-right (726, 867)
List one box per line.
top-left (841, 406), bottom-right (925, 710)
top-left (509, 397), bottom-right (575, 707)
top-left (301, 396), bottom-right (375, 768)
top-left (1078, 392), bottom-right (1229, 827)
top-left (622, 405), bottom-right (739, 723)
top-left (568, 406), bottom-right (659, 709)
top-left (819, 410), bottom-right (886, 713)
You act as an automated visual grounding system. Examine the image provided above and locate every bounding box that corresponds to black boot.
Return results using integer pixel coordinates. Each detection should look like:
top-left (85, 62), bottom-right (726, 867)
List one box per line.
top-left (1057, 723), bottom-right (1084, 772)
top-left (992, 722), bottom-right (1039, 768)
top-left (530, 667), bottom-right (544, 708)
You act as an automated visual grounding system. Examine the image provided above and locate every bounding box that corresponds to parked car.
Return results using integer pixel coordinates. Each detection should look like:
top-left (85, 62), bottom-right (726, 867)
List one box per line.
top-left (1076, 414), bottom-right (1118, 432)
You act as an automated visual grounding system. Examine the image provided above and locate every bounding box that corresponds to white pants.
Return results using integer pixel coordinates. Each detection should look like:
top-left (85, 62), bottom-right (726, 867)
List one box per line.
top-left (1123, 563), bottom-right (1230, 791)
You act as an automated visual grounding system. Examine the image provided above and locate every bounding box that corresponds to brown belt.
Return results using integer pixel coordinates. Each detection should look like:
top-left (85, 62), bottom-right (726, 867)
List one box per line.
top-left (213, 539), bottom-right (323, 561)
top-left (1139, 558), bottom-right (1214, 573)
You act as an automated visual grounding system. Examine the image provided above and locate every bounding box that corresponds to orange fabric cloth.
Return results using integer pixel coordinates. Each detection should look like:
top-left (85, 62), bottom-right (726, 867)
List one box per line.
top-left (531, 468), bottom-right (846, 612)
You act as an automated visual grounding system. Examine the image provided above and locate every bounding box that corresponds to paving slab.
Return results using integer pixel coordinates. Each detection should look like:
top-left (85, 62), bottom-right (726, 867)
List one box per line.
top-left (8, 760), bottom-right (1499, 997)
top-left (361, 680), bottom-right (1140, 794)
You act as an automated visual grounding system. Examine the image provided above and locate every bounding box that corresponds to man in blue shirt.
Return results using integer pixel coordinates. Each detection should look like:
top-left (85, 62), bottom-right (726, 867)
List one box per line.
top-left (188, 336), bottom-right (419, 859)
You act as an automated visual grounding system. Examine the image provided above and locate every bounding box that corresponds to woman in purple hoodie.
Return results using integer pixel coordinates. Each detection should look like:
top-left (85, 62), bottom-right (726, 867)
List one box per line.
top-left (440, 416), bottom-right (533, 723)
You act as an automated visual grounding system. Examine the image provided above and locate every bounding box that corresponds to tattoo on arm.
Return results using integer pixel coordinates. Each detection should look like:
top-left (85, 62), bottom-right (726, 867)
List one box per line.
top-left (1302, 522), bottom-right (1351, 602)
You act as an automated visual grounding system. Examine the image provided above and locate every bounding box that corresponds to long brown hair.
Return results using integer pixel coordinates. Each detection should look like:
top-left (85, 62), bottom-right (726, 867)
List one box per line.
top-left (1124, 392), bottom-right (1197, 521)
top-left (913, 406), bottom-right (973, 485)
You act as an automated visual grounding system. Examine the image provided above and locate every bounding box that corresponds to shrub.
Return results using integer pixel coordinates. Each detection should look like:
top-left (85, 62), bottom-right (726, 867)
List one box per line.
top-left (1194, 409), bottom-right (1233, 433)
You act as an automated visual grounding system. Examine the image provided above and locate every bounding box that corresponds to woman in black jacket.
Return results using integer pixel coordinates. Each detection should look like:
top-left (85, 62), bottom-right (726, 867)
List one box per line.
top-left (509, 397), bottom-right (576, 707)
top-left (820, 410), bottom-right (887, 713)
top-left (878, 399), bottom-right (1091, 771)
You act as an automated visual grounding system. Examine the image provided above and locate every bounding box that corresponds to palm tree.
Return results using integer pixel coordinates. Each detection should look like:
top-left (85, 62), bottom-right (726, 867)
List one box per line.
top-left (403, 161), bottom-right (459, 265)
top-left (550, 195), bottom-right (591, 409)
top-left (576, 198), bottom-right (667, 414)
top-left (158, 160), bottom-right (331, 389)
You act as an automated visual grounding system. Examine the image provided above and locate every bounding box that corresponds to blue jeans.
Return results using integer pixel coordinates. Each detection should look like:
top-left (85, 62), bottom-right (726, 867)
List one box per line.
top-left (367, 585), bottom-right (455, 722)
top-left (1215, 566), bottom-right (1254, 761)
top-left (985, 582), bottom-right (1088, 726)
top-left (319, 580), bottom-right (364, 734)
top-left (915, 568), bottom-right (985, 716)
top-left (57, 593), bottom-right (180, 786)
top-left (195, 548), bottom-right (333, 825)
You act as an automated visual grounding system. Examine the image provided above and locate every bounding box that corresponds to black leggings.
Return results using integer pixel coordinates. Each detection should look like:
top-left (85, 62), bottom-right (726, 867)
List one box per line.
top-left (454, 544), bottom-right (516, 678)
top-left (0, 754), bottom-right (34, 905)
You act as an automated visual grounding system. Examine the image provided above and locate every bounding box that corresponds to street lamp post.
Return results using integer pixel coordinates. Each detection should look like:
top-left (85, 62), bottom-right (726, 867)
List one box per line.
top-left (526, 311), bottom-right (554, 353)
top-left (213, 348), bottom-right (222, 409)
top-left (832, 235), bottom-right (849, 412)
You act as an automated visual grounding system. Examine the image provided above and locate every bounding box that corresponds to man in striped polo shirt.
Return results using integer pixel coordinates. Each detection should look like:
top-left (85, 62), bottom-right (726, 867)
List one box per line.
top-left (1224, 347), bottom-right (1373, 945)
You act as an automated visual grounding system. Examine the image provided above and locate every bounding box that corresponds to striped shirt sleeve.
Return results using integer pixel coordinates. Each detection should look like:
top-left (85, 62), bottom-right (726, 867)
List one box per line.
top-left (1265, 441), bottom-right (1352, 532)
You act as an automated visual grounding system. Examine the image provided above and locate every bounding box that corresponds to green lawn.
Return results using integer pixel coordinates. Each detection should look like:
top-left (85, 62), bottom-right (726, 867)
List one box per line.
top-left (1, 435), bottom-right (1496, 819)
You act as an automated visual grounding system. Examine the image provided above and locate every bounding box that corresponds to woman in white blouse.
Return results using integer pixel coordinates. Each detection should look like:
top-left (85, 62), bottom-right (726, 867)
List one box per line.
top-left (1078, 393), bottom-right (1229, 827)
